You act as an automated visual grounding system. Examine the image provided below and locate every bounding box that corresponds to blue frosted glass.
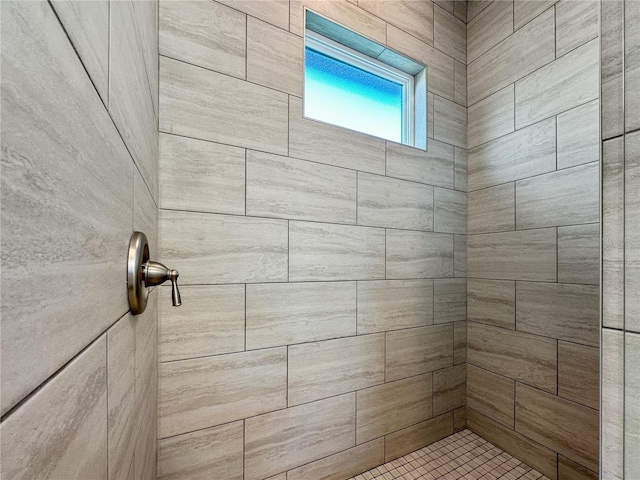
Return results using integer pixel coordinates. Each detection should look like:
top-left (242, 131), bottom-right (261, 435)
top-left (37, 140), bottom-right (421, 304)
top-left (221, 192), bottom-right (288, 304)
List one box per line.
top-left (305, 47), bottom-right (403, 142)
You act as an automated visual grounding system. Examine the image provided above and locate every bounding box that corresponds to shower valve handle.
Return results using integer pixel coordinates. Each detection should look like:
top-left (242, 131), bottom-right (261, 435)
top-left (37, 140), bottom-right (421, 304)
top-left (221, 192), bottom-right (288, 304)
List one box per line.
top-left (144, 261), bottom-right (182, 307)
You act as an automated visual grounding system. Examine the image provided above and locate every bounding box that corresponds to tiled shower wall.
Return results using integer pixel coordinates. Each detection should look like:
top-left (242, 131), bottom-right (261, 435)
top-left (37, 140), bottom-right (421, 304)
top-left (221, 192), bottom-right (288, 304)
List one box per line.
top-left (465, 0), bottom-right (600, 479)
top-left (157, 1), bottom-right (468, 479)
top-left (601, 0), bottom-right (640, 477)
top-left (1, 0), bottom-right (159, 478)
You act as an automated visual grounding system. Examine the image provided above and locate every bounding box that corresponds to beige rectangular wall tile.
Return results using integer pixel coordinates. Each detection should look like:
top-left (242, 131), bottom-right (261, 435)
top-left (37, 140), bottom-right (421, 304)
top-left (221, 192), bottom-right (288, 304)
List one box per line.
top-left (159, 133), bottom-right (245, 215)
top-left (386, 230), bottom-right (454, 279)
top-left (468, 8), bottom-right (555, 105)
top-left (467, 0), bottom-right (513, 63)
top-left (466, 408), bottom-right (558, 479)
top-left (515, 162), bottom-right (599, 229)
top-left (384, 414), bottom-right (454, 462)
top-left (386, 325), bottom-right (454, 381)
top-left (556, 0), bottom-right (598, 57)
top-left (468, 183), bottom-right (515, 234)
top-left (468, 0), bottom-right (494, 21)
top-left (159, 0), bottom-right (245, 79)
top-left (289, 97), bottom-right (386, 174)
top-left (287, 439), bottom-right (384, 480)
top-left (358, 0), bottom-right (434, 45)
top-left (433, 365), bottom-right (466, 415)
top-left (558, 456), bottom-right (599, 480)
top-left (288, 334), bottom-right (385, 406)
top-left (386, 25), bottom-right (454, 102)
top-left (434, 278), bottom-right (466, 324)
top-left (467, 279), bottom-right (515, 329)
top-left (434, 5), bottom-right (466, 63)
top-left (468, 117), bottom-right (556, 191)
top-left (558, 341), bottom-right (599, 409)
top-left (558, 224), bottom-right (600, 285)
top-left (513, 0), bottom-right (556, 30)
top-left (217, 0), bottom-right (289, 31)
top-left (159, 285), bottom-right (245, 362)
top-left (454, 321), bottom-right (467, 364)
top-left (516, 383), bottom-right (598, 472)
top-left (357, 173), bottom-right (434, 231)
top-left (626, 0), bottom-right (640, 133)
top-left (247, 150), bottom-right (357, 224)
top-left (467, 322), bottom-right (557, 393)
top-left (386, 140), bottom-right (455, 189)
top-left (434, 188), bottom-right (466, 234)
top-left (160, 56), bottom-right (288, 155)
top-left (158, 348), bottom-right (287, 438)
top-left (289, 221), bottom-right (385, 281)
top-left (454, 0), bottom-right (467, 21)
top-left (601, 0), bottom-right (624, 140)
top-left (0, 336), bottom-right (107, 480)
top-left (247, 282), bottom-right (356, 349)
top-left (245, 394), bottom-right (356, 480)
top-left (247, 17), bottom-right (302, 96)
top-left (626, 132), bottom-right (640, 332)
top-left (625, 333), bottom-right (640, 474)
top-left (357, 374), bottom-right (432, 443)
top-left (467, 229), bottom-right (557, 281)
top-left (453, 408), bottom-right (466, 431)
top-left (159, 210), bottom-right (288, 284)
top-left (158, 422), bottom-right (243, 480)
top-left (468, 85), bottom-right (514, 149)
top-left (134, 393), bottom-right (157, 480)
top-left (434, 96), bottom-right (467, 149)
top-left (454, 234), bottom-right (467, 277)
top-left (557, 100), bottom-right (600, 169)
top-left (454, 62), bottom-right (467, 106)
top-left (454, 147), bottom-right (467, 192)
top-left (602, 328), bottom-right (624, 480)
top-left (515, 39), bottom-right (599, 128)
top-left (516, 282), bottom-right (599, 346)
top-left (467, 365), bottom-right (515, 428)
top-left (357, 280), bottom-right (434, 334)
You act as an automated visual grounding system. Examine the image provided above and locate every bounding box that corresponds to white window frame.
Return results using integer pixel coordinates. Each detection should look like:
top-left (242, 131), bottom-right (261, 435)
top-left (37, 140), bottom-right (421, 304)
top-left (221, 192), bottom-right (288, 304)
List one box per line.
top-left (305, 30), bottom-right (415, 146)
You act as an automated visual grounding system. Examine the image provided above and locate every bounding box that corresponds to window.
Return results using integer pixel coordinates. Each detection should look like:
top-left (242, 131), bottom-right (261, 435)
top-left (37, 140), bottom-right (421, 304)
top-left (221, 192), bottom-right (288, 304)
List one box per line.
top-left (304, 10), bottom-right (427, 149)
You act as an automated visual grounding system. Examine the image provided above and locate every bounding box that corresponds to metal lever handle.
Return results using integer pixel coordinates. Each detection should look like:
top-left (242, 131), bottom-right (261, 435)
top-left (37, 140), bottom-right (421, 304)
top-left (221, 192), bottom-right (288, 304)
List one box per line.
top-left (144, 262), bottom-right (182, 307)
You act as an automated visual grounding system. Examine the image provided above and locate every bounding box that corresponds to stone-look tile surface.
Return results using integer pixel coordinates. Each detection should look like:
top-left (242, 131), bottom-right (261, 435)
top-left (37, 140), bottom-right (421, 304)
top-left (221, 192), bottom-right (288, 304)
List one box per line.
top-left (558, 341), bottom-right (599, 409)
top-left (468, 8), bottom-right (555, 105)
top-left (467, 279), bottom-right (515, 329)
top-left (454, 61), bottom-right (467, 106)
top-left (625, 332), bottom-right (640, 475)
top-left (627, 132), bottom-right (640, 332)
top-left (0, 336), bottom-right (107, 480)
top-left (434, 278), bottom-right (467, 324)
top-left (433, 364), bottom-right (466, 415)
top-left (467, 229), bottom-right (557, 281)
top-left (247, 282), bottom-right (356, 349)
top-left (384, 414), bottom-right (454, 462)
top-left (159, 0), bottom-right (246, 79)
top-left (468, 85), bottom-right (514, 149)
top-left (558, 456), bottom-right (599, 480)
top-left (434, 5), bottom-right (466, 63)
top-left (626, 0), bottom-right (640, 132)
top-left (160, 210), bottom-right (288, 284)
top-left (454, 234), bottom-right (467, 277)
top-left (134, 169), bottom-right (158, 260)
top-left (516, 282), bottom-right (599, 347)
top-left (556, 0), bottom-right (598, 57)
top-left (289, 97), bottom-right (386, 175)
top-left (357, 173), bottom-right (434, 231)
top-left (50, 0), bottom-right (109, 104)
top-left (557, 224), bottom-right (600, 285)
top-left (218, 0), bottom-right (289, 30)
top-left (434, 188), bottom-right (466, 234)
top-left (454, 0), bottom-right (467, 21)
top-left (245, 394), bottom-right (356, 480)
top-left (288, 334), bottom-right (385, 406)
top-left (358, 0), bottom-right (434, 45)
top-left (247, 151), bottom-right (357, 224)
top-left (159, 133), bottom-right (245, 215)
top-left (454, 321), bottom-right (467, 365)
top-left (158, 421), bottom-right (243, 480)
top-left (468, 183), bottom-right (515, 234)
top-left (515, 162), bottom-right (599, 229)
top-left (386, 230), bottom-right (454, 279)
top-left (357, 280), bottom-right (433, 334)
top-left (467, 0), bottom-right (513, 64)
top-left (467, 322), bottom-right (557, 393)
top-left (601, 0), bottom-right (624, 140)
top-left (454, 147), bottom-right (467, 192)
top-left (289, 221), bottom-right (385, 281)
top-left (386, 140), bottom-right (455, 189)
top-left (386, 325), bottom-right (454, 382)
top-left (158, 348), bottom-right (287, 438)
top-left (247, 17), bottom-right (302, 96)
top-left (466, 410), bottom-right (558, 479)
top-left (602, 329), bottom-right (624, 480)
top-left (287, 439), bottom-right (384, 480)
top-left (468, 0), bottom-right (494, 21)
top-left (160, 56), bottom-right (288, 155)
top-left (356, 375), bottom-right (433, 443)
top-left (513, 0), bottom-right (556, 30)
top-left (516, 383), bottom-right (599, 472)
top-left (515, 39), bottom-right (599, 128)
top-left (159, 285), bottom-right (245, 362)
top-left (467, 365), bottom-right (515, 429)
top-left (468, 117), bottom-right (556, 191)
top-left (1, 0), bottom-right (132, 415)
top-left (434, 96), bottom-right (467, 148)
top-left (557, 100), bottom-right (600, 169)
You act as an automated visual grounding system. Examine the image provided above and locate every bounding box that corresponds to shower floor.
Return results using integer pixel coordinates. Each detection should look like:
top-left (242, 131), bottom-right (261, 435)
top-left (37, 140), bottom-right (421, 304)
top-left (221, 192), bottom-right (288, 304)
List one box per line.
top-left (347, 429), bottom-right (550, 480)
